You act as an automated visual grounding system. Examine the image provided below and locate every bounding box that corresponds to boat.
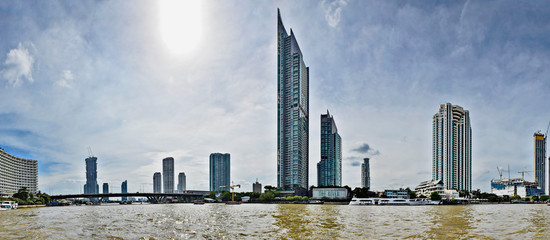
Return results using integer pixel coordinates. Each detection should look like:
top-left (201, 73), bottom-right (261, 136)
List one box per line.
top-left (0, 201), bottom-right (18, 210)
top-left (193, 200), bottom-right (206, 205)
top-left (349, 197), bottom-right (435, 206)
top-left (225, 201), bottom-right (242, 205)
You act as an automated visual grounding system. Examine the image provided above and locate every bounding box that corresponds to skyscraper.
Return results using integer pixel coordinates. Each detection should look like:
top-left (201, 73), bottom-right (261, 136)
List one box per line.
top-left (534, 131), bottom-right (546, 193)
top-left (163, 157), bottom-right (174, 193)
top-left (277, 9), bottom-right (310, 190)
top-left (103, 183), bottom-right (109, 201)
top-left (121, 180), bottom-right (127, 201)
top-left (210, 153), bottom-right (230, 191)
top-left (153, 172), bottom-right (162, 193)
top-left (361, 158), bottom-right (370, 189)
top-left (253, 179), bottom-right (262, 193)
top-left (432, 103), bottom-right (472, 191)
top-left (317, 110), bottom-right (342, 187)
top-left (0, 148), bottom-right (38, 197)
top-left (177, 172), bottom-right (186, 193)
top-left (84, 156), bottom-right (99, 194)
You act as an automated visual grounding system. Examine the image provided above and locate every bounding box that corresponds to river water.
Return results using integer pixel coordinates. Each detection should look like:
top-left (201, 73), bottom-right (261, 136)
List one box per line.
top-left (1, 203), bottom-right (549, 239)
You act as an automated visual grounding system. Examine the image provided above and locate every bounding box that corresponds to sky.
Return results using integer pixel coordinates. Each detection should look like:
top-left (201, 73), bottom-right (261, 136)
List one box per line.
top-left (1, 0), bottom-right (549, 194)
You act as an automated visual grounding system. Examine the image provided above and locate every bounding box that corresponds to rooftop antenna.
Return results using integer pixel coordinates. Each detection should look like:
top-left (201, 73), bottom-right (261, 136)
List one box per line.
top-left (88, 147), bottom-right (94, 158)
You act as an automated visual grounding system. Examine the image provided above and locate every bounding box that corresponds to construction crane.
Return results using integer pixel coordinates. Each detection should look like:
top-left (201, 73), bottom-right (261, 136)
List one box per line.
top-left (545, 120), bottom-right (550, 137)
top-left (87, 147), bottom-right (94, 158)
top-left (518, 171), bottom-right (531, 181)
top-left (220, 181), bottom-right (241, 202)
top-left (497, 167), bottom-right (503, 180)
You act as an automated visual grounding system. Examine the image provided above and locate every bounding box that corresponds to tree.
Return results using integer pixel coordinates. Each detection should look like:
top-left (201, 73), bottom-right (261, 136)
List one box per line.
top-left (259, 191), bottom-right (275, 202)
top-left (264, 185), bottom-right (277, 192)
top-left (540, 195), bottom-right (549, 202)
top-left (13, 187), bottom-right (29, 201)
top-left (430, 191), bottom-right (442, 201)
top-left (531, 195), bottom-right (540, 202)
top-left (510, 195), bottom-right (521, 201)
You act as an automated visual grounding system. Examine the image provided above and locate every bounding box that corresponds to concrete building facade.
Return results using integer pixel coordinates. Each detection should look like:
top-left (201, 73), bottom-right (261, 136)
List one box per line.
top-left (432, 103), bottom-right (472, 191)
top-left (277, 9), bottom-right (310, 190)
top-left (0, 148), bottom-right (38, 197)
top-left (153, 172), bottom-right (162, 193)
top-left (253, 179), bottom-right (262, 193)
top-left (177, 172), bottom-right (186, 193)
top-left (361, 158), bottom-right (370, 189)
top-left (163, 157), bottom-right (174, 193)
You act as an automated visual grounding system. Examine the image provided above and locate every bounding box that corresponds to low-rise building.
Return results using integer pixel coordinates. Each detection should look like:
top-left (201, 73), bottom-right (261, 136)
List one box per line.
top-left (444, 189), bottom-right (460, 200)
top-left (312, 187), bottom-right (348, 200)
top-left (384, 189), bottom-right (409, 199)
top-left (415, 180), bottom-right (445, 197)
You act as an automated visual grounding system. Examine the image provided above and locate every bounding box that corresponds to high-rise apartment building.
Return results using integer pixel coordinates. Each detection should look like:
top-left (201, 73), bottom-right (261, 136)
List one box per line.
top-left (317, 110), bottom-right (342, 187)
top-left (253, 179), bottom-right (262, 193)
top-left (103, 183), bottom-right (109, 201)
top-left (177, 172), bottom-right (186, 193)
top-left (361, 158), bottom-right (370, 189)
top-left (163, 157), bottom-right (174, 193)
top-left (210, 153), bottom-right (230, 191)
top-left (121, 180), bottom-right (127, 201)
top-left (0, 148), bottom-right (38, 197)
top-left (534, 131), bottom-right (546, 193)
top-left (432, 103), bottom-right (472, 191)
top-left (84, 156), bottom-right (99, 194)
top-left (277, 9), bottom-right (310, 190)
top-left (153, 172), bottom-right (162, 193)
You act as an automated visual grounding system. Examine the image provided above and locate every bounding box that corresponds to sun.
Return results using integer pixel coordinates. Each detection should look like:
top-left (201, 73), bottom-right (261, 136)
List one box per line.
top-left (159, 0), bottom-right (202, 54)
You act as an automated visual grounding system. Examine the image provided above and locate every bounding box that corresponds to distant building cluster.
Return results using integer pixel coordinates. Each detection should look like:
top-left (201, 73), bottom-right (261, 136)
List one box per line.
top-left (152, 157), bottom-right (187, 194)
top-left (0, 148), bottom-right (38, 197)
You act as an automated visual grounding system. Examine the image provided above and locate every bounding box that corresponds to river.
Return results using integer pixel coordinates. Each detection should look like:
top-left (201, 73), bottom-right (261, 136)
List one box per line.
top-left (1, 203), bottom-right (549, 239)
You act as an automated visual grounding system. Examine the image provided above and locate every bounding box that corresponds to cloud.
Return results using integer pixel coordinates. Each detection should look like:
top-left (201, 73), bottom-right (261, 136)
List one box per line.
top-left (350, 161), bottom-right (361, 167)
top-left (55, 70), bottom-right (74, 88)
top-left (1, 42), bottom-right (35, 87)
top-left (320, 0), bottom-right (348, 28)
top-left (352, 143), bottom-right (380, 156)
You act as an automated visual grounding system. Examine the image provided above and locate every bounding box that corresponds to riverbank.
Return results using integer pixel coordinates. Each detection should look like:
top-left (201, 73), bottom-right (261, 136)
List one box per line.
top-left (18, 204), bottom-right (46, 208)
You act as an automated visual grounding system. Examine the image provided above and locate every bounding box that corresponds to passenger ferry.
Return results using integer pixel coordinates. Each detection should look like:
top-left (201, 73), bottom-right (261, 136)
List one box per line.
top-left (349, 198), bottom-right (439, 206)
top-left (0, 201), bottom-right (18, 210)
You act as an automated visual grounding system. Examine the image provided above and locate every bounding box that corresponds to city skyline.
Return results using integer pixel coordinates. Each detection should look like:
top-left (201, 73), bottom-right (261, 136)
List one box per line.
top-left (0, 1), bottom-right (549, 193)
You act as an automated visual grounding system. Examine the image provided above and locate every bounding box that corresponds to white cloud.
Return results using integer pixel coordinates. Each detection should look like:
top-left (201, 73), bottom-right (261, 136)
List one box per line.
top-left (1, 42), bottom-right (35, 87)
top-left (321, 0), bottom-right (348, 28)
top-left (55, 70), bottom-right (74, 88)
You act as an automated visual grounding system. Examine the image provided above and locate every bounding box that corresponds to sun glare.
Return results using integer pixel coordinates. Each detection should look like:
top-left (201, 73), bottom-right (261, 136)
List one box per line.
top-left (159, 0), bottom-right (202, 54)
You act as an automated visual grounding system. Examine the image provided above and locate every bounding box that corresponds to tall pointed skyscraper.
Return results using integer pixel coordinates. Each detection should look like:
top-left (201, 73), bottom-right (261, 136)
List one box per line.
top-left (432, 103), bottom-right (472, 191)
top-left (277, 9), bottom-right (309, 190)
top-left (317, 110), bottom-right (342, 187)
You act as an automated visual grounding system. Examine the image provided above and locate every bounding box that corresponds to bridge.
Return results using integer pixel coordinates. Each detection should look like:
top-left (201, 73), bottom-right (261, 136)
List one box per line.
top-left (50, 191), bottom-right (210, 204)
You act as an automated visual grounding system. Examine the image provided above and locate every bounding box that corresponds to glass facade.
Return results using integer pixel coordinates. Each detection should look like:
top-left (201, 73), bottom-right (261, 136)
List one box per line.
top-left (534, 132), bottom-right (546, 194)
top-left (210, 153), bottom-right (230, 191)
top-left (361, 158), bottom-right (370, 189)
top-left (121, 180), bottom-right (127, 201)
top-left (317, 110), bottom-right (342, 187)
top-left (84, 156), bottom-right (99, 194)
top-left (277, 9), bottom-right (309, 190)
top-left (177, 172), bottom-right (186, 193)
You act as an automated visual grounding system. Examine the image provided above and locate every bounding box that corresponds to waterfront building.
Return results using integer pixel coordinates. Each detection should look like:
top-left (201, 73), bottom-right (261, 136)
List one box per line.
top-left (311, 187), bottom-right (349, 200)
top-left (253, 179), bottom-right (262, 193)
top-left (209, 153), bottom-right (230, 191)
top-left (277, 9), bottom-right (310, 190)
top-left (177, 172), bottom-right (186, 193)
top-left (432, 103), bottom-right (472, 191)
top-left (163, 157), bottom-right (174, 193)
top-left (534, 131), bottom-right (546, 194)
top-left (121, 180), bottom-right (127, 201)
top-left (317, 110), bottom-right (342, 187)
top-left (153, 172), bottom-right (162, 193)
top-left (361, 158), bottom-right (370, 189)
top-left (415, 179), bottom-right (445, 197)
top-left (384, 189), bottom-right (409, 199)
top-left (103, 183), bottom-right (109, 201)
top-left (491, 177), bottom-right (544, 198)
top-left (84, 156), bottom-right (99, 194)
top-left (0, 148), bottom-right (38, 197)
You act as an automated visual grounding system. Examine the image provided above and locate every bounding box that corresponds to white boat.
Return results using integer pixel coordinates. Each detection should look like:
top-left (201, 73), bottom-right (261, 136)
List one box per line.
top-left (349, 197), bottom-right (437, 206)
top-left (0, 201), bottom-right (18, 210)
